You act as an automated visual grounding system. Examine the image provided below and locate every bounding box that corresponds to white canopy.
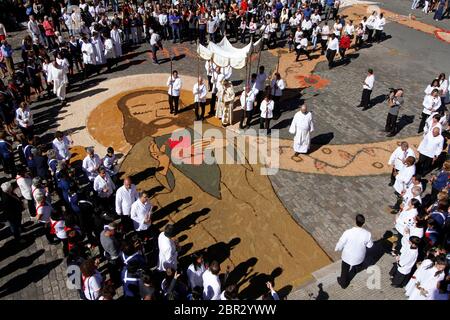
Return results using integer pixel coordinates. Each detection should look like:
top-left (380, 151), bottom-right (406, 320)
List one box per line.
top-left (197, 36), bottom-right (262, 70)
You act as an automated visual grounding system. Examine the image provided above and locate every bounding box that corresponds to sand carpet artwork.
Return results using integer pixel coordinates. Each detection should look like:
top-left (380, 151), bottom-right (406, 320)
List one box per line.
top-left (54, 4), bottom-right (446, 292)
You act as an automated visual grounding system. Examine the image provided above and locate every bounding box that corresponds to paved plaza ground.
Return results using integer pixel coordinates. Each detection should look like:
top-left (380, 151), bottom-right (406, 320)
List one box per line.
top-left (0, 0), bottom-right (450, 300)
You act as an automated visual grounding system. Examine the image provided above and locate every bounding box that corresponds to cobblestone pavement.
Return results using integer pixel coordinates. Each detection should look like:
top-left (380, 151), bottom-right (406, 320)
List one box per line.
top-left (0, 5), bottom-right (449, 300)
top-left (288, 254), bottom-right (407, 300)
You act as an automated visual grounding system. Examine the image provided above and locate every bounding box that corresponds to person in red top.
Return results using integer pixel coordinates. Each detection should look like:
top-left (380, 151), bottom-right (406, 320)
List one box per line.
top-left (241, 0), bottom-right (248, 12)
top-left (42, 16), bottom-right (56, 48)
top-left (339, 32), bottom-right (351, 60)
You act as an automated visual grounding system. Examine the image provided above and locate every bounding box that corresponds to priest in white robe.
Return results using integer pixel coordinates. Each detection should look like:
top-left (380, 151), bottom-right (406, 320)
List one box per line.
top-left (110, 25), bottom-right (122, 58)
top-left (289, 104), bottom-right (314, 155)
top-left (47, 59), bottom-right (69, 105)
top-left (81, 36), bottom-right (97, 79)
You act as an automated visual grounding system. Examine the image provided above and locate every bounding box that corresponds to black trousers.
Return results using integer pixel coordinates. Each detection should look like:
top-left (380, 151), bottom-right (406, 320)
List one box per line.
top-left (256, 91), bottom-right (265, 113)
top-left (417, 153), bottom-right (434, 176)
top-left (392, 191), bottom-right (402, 211)
top-left (374, 29), bottom-right (383, 42)
top-left (326, 49), bottom-right (336, 68)
top-left (418, 112), bottom-right (430, 133)
top-left (385, 113), bottom-right (398, 134)
top-left (195, 102), bottom-right (206, 120)
top-left (339, 261), bottom-right (362, 289)
top-left (260, 117), bottom-right (271, 135)
top-left (320, 39), bottom-right (328, 54)
top-left (240, 109), bottom-right (253, 129)
top-left (295, 48), bottom-right (311, 61)
top-left (390, 168), bottom-right (399, 185)
top-left (210, 93), bottom-right (217, 115)
top-left (360, 89), bottom-right (372, 109)
top-left (355, 35), bottom-right (363, 49)
top-left (273, 95), bottom-right (281, 118)
top-left (207, 75), bottom-right (212, 92)
top-left (367, 29), bottom-right (374, 42)
top-left (168, 95), bottom-right (179, 114)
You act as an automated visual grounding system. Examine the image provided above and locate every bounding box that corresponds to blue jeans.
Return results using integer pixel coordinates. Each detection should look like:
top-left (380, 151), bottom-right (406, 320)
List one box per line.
top-left (311, 35), bottom-right (318, 49)
top-left (112, 0), bottom-right (119, 12)
top-left (172, 26), bottom-right (180, 43)
top-left (280, 23), bottom-right (287, 39)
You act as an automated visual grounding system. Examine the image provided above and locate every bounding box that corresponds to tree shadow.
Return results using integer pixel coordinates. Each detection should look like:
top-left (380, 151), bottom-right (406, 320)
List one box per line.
top-left (172, 208), bottom-right (210, 236)
top-left (396, 115), bottom-right (415, 134)
top-left (238, 267), bottom-right (283, 300)
top-left (0, 259), bottom-right (63, 298)
top-left (309, 132), bottom-right (335, 153)
top-left (151, 196), bottom-right (193, 222)
top-left (0, 249), bottom-right (45, 280)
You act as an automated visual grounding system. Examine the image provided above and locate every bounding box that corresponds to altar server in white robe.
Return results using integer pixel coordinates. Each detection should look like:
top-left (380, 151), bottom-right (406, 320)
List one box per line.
top-left (407, 255), bottom-right (447, 300)
top-left (239, 86), bottom-right (257, 129)
top-left (47, 59), bottom-right (69, 105)
top-left (157, 224), bottom-right (178, 272)
top-left (91, 31), bottom-right (106, 67)
top-left (289, 104), bottom-right (314, 155)
top-left (110, 24), bottom-right (123, 58)
top-left (81, 36), bottom-right (97, 79)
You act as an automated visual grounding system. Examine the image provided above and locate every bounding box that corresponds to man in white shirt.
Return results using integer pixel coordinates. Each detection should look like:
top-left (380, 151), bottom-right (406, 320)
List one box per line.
top-left (130, 191), bottom-right (152, 235)
top-left (193, 77), bottom-right (207, 121)
top-left (326, 34), bottom-right (339, 69)
top-left (260, 94), bottom-right (274, 135)
top-left (255, 66), bottom-right (267, 112)
top-left (335, 214), bottom-right (373, 289)
top-left (167, 70), bottom-right (182, 115)
top-left (320, 23), bottom-right (330, 55)
top-left (93, 167), bottom-right (116, 211)
top-left (239, 85), bottom-right (257, 129)
top-left (387, 141), bottom-right (415, 186)
top-left (82, 147), bottom-right (102, 184)
top-left (416, 127), bottom-right (444, 176)
top-left (157, 224), bottom-right (179, 272)
top-left (149, 29), bottom-right (161, 64)
top-left (295, 35), bottom-right (311, 62)
top-left (202, 260), bottom-right (221, 300)
top-left (357, 68), bottom-right (375, 110)
top-left (418, 89), bottom-right (441, 133)
top-left (52, 131), bottom-right (72, 162)
top-left (27, 15), bottom-right (42, 44)
top-left (373, 13), bottom-right (386, 43)
top-left (391, 156), bottom-right (416, 212)
top-left (115, 177), bottom-right (139, 231)
top-left (271, 73), bottom-right (286, 118)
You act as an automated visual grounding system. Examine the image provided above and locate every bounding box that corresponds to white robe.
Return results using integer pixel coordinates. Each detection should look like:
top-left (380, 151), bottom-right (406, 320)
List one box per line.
top-left (104, 38), bottom-right (116, 59)
top-left (47, 64), bottom-right (68, 101)
top-left (407, 265), bottom-right (445, 300)
top-left (289, 111), bottom-right (314, 153)
top-left (81, 42), bottom-right (96, 65)
top-left (92, 37), bottom-right (106, 65)
top-left (110, 29), bottom-right (122, 57)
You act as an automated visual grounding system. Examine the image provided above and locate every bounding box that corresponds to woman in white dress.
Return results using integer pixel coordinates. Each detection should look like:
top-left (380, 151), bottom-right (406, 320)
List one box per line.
top-left (406, 255), bottom-right (447, 300)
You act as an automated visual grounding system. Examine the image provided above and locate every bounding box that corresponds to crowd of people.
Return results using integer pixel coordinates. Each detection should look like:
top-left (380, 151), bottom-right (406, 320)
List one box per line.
top-left (334, 72), bottom-right (450, 299)
top-left (0, 0), bottom-right (449, 301)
